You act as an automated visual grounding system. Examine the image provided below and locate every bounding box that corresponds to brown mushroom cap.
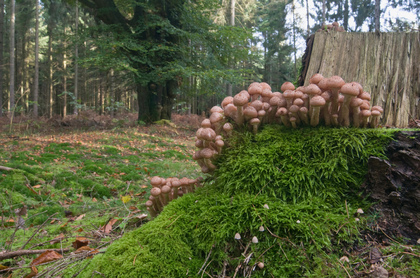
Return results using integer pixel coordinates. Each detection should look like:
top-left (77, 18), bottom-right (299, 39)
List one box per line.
top-left (327, 76), bottom-right (345, 90)
top-left (350, 97), bottom-right (363, 107)
top-left (201, 119), bottom-right (211, 128)
top-left (250, 100), bottom-right (263, 111)
top-left (281, 81), bottom-right (295, 92)
top-left (310, 95), bottom-right (326, 107)
top-left (248, 84), bottom-right (263, 97)
top-left (309, 73), bottom-right (323, 85)
top-left (223, 104), bottom-right (237, 119)
top-left (150, 176), bottom-right (162, 187)
top-left (371, 105), bottom-right (383, 113)
top-left (200, 148), bottom-right (215, 159)
top-left (233, 92), bottom-right (249, 107)
top-left (150, 187), bottom-right (161, 197)
top-left (260, 82), bottom-right (271, 91)
top-left (340, 83), bottom-right (360, 99)
top-left (243, 106), bottom-right (258, 120)
top-left (199, 128), bottom-right (216, 141)
top-left (209, 112), bottom-right (224, 125)
top-left (210, 106), bottom-right (224, 114)
top-left (305, 84), bottom-right (322, 97)
top-left (221, 96), bottom-right (233, 108)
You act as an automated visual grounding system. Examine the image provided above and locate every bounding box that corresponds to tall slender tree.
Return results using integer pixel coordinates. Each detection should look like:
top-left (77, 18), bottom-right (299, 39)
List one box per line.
top-left (74, 0), bottom-right (79, 115)
top-left (0, 0), bottom-right (4, 116)
top-left (33, 0), bottom-right (40, 117)
top-left (9, 0), bottom-right (16, 113)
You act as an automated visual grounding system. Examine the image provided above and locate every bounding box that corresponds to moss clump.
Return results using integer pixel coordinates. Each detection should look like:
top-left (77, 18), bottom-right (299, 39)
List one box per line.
top-left (63, 126), bottom-right (394, 277)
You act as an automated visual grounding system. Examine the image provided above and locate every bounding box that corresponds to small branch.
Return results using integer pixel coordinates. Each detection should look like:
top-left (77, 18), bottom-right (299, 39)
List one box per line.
top-left (0, 166), bottom-right (14, 171)
top-left (197, 245), bottom-right (214, 275)
top-left (0, 248), bottom-right (70, 261)
top-left (20, 212), bottom-right (58, 250)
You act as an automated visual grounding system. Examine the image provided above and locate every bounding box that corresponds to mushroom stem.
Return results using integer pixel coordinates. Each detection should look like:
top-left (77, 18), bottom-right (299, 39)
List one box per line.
top-left (145, 200), bottom-right (158, 218)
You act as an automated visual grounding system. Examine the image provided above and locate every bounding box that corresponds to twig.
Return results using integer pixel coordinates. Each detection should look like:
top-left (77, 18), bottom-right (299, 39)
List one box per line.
top-left (337, 260), bottom-right (352, 278)
top-left (335, 221), bottom-right (350, 234)
top-left (345, 200), bottom-right (349, 218)
top-left (201, 259), bottom-right (214, 278)
top-left (197, 245), bottom-right (214, 275)
top-left (377, 226), bottom-right (400, 244)
top-left (0, 166), bottom-right (14, 171)
top-left (165, 215), bottom-right (181, 228)
top-left (20, 212), bottom-right (58, 250)
top-left (400, 251), bottom-right (420, 258)
top-left (0, 248), bottom-right (70, 261)
top-left (277, 243), bottom-right (289, 261)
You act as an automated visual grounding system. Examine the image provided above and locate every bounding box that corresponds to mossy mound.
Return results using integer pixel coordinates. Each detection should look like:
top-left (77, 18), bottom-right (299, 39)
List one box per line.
top-left (65, 126), bottom-right (394, 277)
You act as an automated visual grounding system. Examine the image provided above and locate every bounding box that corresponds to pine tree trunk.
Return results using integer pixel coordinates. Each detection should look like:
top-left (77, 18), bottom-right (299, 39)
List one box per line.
top-left (63, 29), bottom-right (67, 118)
top-left (74, 1), bottom-right (78, 115)
top-left (33, 0), bottom-right (39, 117)
top-left (375, 0), bottom-right (380, 32)
top-left (9, 0), bottom-right (15, 113)
top-left (48, 27), bottom-right (53, 118)
top-left (0, 0), bottom-right (4, 117)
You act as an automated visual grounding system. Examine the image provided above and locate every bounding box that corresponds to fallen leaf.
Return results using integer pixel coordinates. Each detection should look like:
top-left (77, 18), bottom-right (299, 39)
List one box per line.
top-left (32, 184), bottom-right (42, 188)
top-left (30, 250), bottom-right (63, 266)
top-left (129, 206), bottom-right (138, 211)
top-left (72, 237), bottom-right (89, 249)
top-left (101, 219), bottom-right (118, 234)
top-left (141, 185), bottom-right (148, 189)
top-left (74, 246), bottom-right (99, 258)
top-left (49, 233), bottom-right (65, 244)
top-left (75, 214), bottom-right (85, 221)
top-left (24, 183), bottom-right (39, 195)
top-left (92, 197), bottom-right (97, 202)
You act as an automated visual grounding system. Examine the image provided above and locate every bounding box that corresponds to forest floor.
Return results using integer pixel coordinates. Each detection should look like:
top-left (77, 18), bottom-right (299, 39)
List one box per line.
top-left (0, 112), bottom-right (419, 277)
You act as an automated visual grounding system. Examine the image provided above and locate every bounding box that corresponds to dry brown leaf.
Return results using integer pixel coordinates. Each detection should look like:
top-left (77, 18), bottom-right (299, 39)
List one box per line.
top-left (49, 233), bottom-right (65, 244)
top-left (92, 197), bottom-right (97, 202)
top-left (75, 214), bottom-right (85, 221)
top-left (24, 183), bottom-right (39, 195)
top-left (30, 250), bottom-right (63, 266)
top-left (101, 218), bottom-right (118, 234)
top-left (32, 185), bottom-right (42, 189)
top-left (129, 206), bottom-right (138, 211)
top-left (60, 222), bottom-right (68, 228)
top-left (72, 237), bottom-right (89, 249)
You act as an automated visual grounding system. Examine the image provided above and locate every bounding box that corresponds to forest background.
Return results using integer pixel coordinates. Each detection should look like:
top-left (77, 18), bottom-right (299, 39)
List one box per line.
top-left (0, 0), bottom-right (418, 124)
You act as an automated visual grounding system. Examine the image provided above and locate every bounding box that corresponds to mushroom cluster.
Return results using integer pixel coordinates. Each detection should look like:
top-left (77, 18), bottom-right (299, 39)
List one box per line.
top-left (317, 22), bottom-right (345, 32)
top-left (193, 74), bottom-right (384, 173)
top-left (145, 176), bottom-right (203, 217)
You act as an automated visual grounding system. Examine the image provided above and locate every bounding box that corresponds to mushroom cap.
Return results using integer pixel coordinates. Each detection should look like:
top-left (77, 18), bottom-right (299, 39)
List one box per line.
top-left (209, 112), bottom-right (224, 124)
top-left (223, 122), bottom-right (233, 132)
top-left (340, 83), bottom-right (360, 98)
top-left (223, 104), bottom-right (237, 119)
top-left (294, 90), bottom-right (303, 99)
top-left (248, 84), bottom-right (263, 96)
top-left (272, 92), bottom-right (282, 98)
top-left (309, 73), bottom-right (323, 84)
top-left (250, 118), bottom-right (260, 125)
top-left (171, 180), bottom-right (181, 188)
top-left (281, 81), bottom-right (295, 92)
top-left (327, 76), bottom-right (345, 90)
top-left (221, 96), bottom-right (233, 108)
top-left (305, 84), bottom-right (321, 96)
top-left (215, 139), bottom-right (224, 147)
top-left (261, 88), bottom-right (273, 99)
top-left (360, 100), bottom-right (370, 110)
top-left (350, 82), bottom-right (364, 95)
top-left (210, 106), bottom-right (224, 114)
top-left (310, 95), bottom-right (326, 107)
top-left (150, 187), bottom-right (161, 197)
top-left (371, 110), bottom-right (381, 117)
top-left (199, 128), bottom-right (216, 141)
top-left (250, 100), bottom-right (263, 111)
top-left (161, 185), bottom-right (171, 194)
top-left (276, 107), bottom-right (288, 116)
top-left (283, 90), bottom-right (295, 100)
top-left (289, 104), bottom-right (300, 113)
top-left (150, 176), bottom-right (162, 187)
top-left (293, 98), bottom-right (304, 107)
top-left (371, 106), bottom-right (383, 113)
top-left (359, 91), bottom-right (371, 101)
top-left (349, 97), bottom-right (363, 107)
top-left (317, 78), bottom-right (329, 91)
top-left (269, 96), bottom-right (281, 106)
top-left (260, 82), bottom-right (271, 91)
top-left (201, 119), bottom-right (211, 128)
top-left (200, 148), bottom-right (215, 159)
top-left (299, 106), bottom-right (308, 113)
top-left (238, 90), bottom-right (250, 100)
top-left (243, 106), bottom-right (258, 119)
top-left (296, 86), bottom-right (306, 93)
top-left (195, 139), bottom-right (204, 148)
top-left (145, 200), bottom-right (154, 207)
top-left (361, 109), bottom-right (371, 117)
top-left (233, 92), bottom-right (249, 107)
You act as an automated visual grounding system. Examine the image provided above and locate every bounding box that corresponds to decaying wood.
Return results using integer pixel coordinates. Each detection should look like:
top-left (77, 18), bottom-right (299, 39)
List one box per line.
top-left (0, 248), bottom-right (70, 261)
top-left (0, 166), bottom-right (14, 171)
top-left (303, 32), bottom-right (420, 127)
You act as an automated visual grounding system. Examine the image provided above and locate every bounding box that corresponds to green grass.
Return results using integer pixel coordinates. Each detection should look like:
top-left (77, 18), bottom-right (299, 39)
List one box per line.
top-left (0, 127), bottom-right (199, 256)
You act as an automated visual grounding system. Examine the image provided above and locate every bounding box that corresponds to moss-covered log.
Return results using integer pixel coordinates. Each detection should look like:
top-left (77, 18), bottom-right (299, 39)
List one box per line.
top-left (302, 32), bottom-right (420, 127)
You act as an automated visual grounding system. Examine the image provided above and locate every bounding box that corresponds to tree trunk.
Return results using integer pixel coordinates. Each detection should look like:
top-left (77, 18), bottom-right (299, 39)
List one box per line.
top-left (0, 0), bottom-right (4, 117)
top-left (322, 0), bottom-right (326, 27)
top-left (375, 0), bottom-right (380, 32)
top-left (63, 29), bottom-right (67, 118)
top-left (343, 0), bottom-right (349, 31)
top-left (137, 80), bottom-right (174, 123)
top-left (48, 26), bottom-right (53, 118)
top-left (305, 0), bottom-right (309, 38)
top-left (33, 0), bottom-right (39, 117)
top-left (74, 0), bottom-right (78, 115)
top-left (9, 0), bottom-right (15, 113)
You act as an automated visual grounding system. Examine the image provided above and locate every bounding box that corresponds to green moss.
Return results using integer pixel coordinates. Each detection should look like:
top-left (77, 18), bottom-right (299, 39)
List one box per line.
top-left (62, 126), bottom-right (396, 277)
